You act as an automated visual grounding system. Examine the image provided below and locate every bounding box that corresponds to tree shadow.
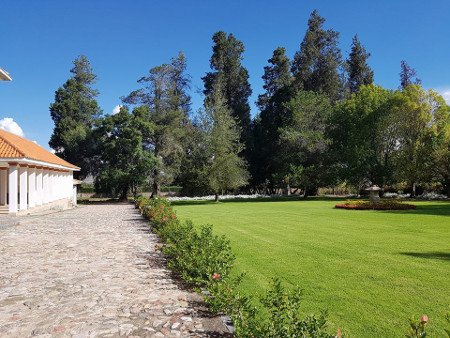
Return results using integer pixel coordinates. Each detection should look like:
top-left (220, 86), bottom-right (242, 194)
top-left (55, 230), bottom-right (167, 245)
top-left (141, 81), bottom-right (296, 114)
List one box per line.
top-left (400, 251), bottom-right (450, 261)
top-left (380, 202), bottom-right (450, 217)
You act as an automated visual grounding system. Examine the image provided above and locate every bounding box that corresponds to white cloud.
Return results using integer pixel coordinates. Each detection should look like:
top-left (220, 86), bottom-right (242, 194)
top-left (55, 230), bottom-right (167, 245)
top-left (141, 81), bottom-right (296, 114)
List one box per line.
top-left (441, 90), bottom-right (450, 105)
top-left (0, 117), bottom-right (24, 137)
top-left (112, 105), bottom-right (123, 115)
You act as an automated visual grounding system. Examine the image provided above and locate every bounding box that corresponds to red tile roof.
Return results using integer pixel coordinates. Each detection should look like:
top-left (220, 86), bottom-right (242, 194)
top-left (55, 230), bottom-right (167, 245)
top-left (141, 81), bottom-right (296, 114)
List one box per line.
top-left (0, 129), bottom-right (80, 170)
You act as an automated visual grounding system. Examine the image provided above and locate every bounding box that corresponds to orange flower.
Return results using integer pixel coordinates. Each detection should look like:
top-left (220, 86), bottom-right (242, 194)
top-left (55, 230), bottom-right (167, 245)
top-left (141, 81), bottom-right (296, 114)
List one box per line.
top-left (212, 272), bottom-right (221, 280)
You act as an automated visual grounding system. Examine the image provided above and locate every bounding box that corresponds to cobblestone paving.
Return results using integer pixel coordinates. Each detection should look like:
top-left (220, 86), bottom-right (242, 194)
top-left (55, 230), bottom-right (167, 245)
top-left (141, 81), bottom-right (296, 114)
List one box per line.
top-left (0, 203), bottom-right (224, 338)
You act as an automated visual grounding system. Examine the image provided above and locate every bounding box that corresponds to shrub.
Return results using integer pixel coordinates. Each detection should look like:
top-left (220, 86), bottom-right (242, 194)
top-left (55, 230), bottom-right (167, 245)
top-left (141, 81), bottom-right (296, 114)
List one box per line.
top-left (158, 221), bottom-right (235, 287)
top-left (205, 277), bottom-right (339, 338)
top-left (335, 199), bottom-right (416, 210)
top-left (136, 196), bottom-right (177, 229)
top-left (205, 274), bottom-right (261, 338)
top-left (134, 196), bottom-right (234, 287)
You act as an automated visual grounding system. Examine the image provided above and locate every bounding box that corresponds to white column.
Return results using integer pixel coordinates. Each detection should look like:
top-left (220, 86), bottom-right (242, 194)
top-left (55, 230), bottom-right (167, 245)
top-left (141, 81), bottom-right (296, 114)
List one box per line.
top-left (64, 172), bottom-right (68, 198)
top-left (58, 172), bottom-right (63, 199)
top-left (43, 170), bottom-right (49, 204)
top-left (19, 166), bottom-right (28, 211)
top-left (49, 171), bottom-right (54, 202)
top-left (8, 164), bottom-right (18, 213)
top-left (56, 172), bottom-right (61, 200)
top-left (28, 167), bottom-right (36, 208)
top-left (36, 168), bottom-right (43, 206)
top-left (0, 169), bottom-right (7, 205)
top-left (68, 172), bottom-right (73, 198)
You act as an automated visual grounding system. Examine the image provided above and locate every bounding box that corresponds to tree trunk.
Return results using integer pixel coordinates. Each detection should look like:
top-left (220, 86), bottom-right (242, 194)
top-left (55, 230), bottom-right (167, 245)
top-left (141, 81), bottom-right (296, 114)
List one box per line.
top-left (286, 182), bottom-right (291, 196)
top-left (152, 169), bottom-right (160, 198)
top-left (411, 182), bottom-right (416, 198)
top-left (119, 186), bottom-right (128, 201)
top-left (215, 193), bottom-right (219, 202)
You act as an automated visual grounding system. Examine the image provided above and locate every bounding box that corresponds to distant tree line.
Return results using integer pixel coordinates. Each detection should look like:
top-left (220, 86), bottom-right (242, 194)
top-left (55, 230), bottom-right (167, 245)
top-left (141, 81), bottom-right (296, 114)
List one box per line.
top-left (49, 10), bottom-right (450, 199)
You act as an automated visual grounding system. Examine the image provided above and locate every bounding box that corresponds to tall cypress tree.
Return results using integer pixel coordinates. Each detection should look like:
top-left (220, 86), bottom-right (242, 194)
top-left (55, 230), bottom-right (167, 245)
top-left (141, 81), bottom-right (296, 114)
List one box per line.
top-left (202, 31), bottom-right (252, 140)
top-left (291, 10), bottom-right (342, 101)
top-left (346, 35), bottom-right (374, 93)
top-left (49, 55), bottom-right (101, 178)
top-left (251, 47), bottom-right (293, 189)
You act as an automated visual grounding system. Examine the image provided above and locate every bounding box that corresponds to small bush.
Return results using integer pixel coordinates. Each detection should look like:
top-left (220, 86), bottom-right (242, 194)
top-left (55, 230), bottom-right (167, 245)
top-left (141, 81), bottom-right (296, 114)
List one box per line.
top-left (205, 277), bottom-right (339, 338)
top-left (135, 196), bottom-right (234, 287)
top-left (158, 221), bottom-right (235, 287)
top-left (335, 199), bottom-right (416, 210)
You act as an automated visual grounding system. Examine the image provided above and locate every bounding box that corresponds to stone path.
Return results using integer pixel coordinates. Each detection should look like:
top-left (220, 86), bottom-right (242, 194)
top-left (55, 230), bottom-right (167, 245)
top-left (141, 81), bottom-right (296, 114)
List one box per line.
top-left (0, 203), bottom-right (227, 338)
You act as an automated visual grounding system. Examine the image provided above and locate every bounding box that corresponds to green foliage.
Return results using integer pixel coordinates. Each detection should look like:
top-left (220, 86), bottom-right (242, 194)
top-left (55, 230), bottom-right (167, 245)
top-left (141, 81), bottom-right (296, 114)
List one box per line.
top-left (49, 55), bottom-right (101, 178)
top-left (292, 10), bottom-right (343, 101)
top-left (141, 197), bottom-right (177, 229)
top-left (346, 35), bottom-right (374, 94)
top-left (203, 31), bottom-right (252, 139)
top-left (206, 277), bottom-right (337, 338)
top-left (135, 196), bottom-right (235, 287)
top-left (177, 122), bottom-right (211, 196)
top-left (123, 52), bottom-right (191, 196)
top-left (160, 221), bottom-right (235, 286)
top-left (329, 84), bottom-right (396, 188)
top-left (279, 90), bottom-right (331, 195)
top-left (201, 87), bottom-right (249, 200)
top-left (261, 279), bottom-right (335, 338)
top-left (94, 106), bottom-right (155, 198)
top-left (251, 47), bottom-right (293, 190)
top-left (392, 85), bottom-right (447, 195)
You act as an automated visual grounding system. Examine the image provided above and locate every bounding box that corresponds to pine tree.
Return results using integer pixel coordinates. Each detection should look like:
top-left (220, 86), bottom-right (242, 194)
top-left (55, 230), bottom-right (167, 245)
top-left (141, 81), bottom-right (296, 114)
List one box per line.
top-left (49, 55), bottom-right (101, 178)
top-left (201, 85), bottom-right (249, 201)
top-left (346, 35), bottom-right (374, 93)
top-left (123, 52), bottom-right (191, 196)
top-left (399, 60), bottom-right (421, 89)
top-left (252, 47), bottom-right (293, 190)
top-left (202, 31), bottom-right (252, 140)
top-left (291, 10), bottom-right (342, 101)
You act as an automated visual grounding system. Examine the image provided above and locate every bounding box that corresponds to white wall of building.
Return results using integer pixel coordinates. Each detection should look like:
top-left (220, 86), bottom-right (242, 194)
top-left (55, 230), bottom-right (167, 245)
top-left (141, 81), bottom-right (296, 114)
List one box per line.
top-left (1, 162), bottom-right (75, 214)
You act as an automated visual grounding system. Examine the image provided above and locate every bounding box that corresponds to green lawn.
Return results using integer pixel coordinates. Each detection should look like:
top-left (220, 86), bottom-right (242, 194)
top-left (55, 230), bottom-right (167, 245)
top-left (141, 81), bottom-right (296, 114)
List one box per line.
top-left (173, 198), bottom-right (450, 337)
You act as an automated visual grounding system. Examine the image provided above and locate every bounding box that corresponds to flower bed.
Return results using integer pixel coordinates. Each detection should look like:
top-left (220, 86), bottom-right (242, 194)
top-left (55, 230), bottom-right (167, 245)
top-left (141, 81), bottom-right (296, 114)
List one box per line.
top-left (335, 200), bottom-right (416, 210)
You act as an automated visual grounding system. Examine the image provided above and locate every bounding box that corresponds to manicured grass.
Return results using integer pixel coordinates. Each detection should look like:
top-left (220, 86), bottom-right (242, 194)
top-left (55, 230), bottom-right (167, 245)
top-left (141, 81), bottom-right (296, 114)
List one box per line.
top-left (173, 198), bottom-right (450, 337)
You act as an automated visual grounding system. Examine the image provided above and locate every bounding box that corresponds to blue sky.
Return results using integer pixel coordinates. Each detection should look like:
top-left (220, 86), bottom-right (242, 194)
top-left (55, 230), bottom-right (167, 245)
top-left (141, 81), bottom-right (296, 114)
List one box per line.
top-left (1, 0), bottom-right (450, 148)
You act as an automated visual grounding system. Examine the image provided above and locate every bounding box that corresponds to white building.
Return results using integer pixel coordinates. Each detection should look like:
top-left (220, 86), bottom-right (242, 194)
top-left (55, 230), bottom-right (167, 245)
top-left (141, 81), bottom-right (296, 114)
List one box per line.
top-left (0, 129), bottom-right (80, 214)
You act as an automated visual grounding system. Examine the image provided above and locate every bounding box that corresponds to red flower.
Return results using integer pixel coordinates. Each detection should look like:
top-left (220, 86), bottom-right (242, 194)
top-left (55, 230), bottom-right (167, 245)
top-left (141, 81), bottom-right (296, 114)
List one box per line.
top-left (420, 315), bottom-right (428, 324)
top-left (212, 273), bottom-right (221, 280)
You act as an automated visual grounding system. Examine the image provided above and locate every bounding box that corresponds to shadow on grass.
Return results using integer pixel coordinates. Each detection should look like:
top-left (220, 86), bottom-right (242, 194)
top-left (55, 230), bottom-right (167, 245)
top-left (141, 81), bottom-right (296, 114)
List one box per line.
top-left (400, 251), bottom-right (450, 261)
top-left (379, 202), bottom-right (450, 217)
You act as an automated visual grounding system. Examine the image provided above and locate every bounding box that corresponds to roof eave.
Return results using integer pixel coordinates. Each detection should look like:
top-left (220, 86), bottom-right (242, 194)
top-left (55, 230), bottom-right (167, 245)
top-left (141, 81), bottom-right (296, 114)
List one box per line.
top-left (0, 157), bottom-right (80, 171)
